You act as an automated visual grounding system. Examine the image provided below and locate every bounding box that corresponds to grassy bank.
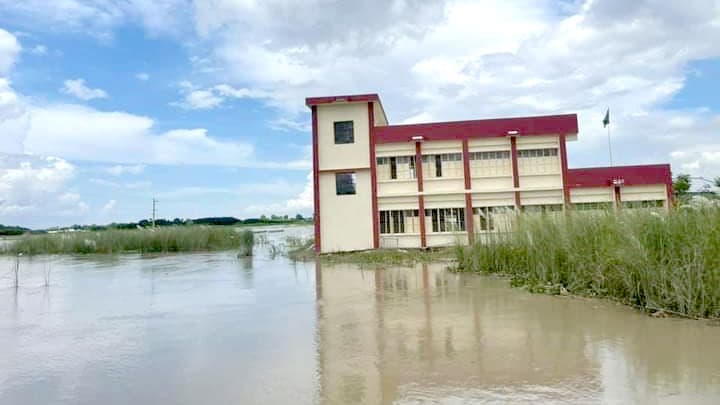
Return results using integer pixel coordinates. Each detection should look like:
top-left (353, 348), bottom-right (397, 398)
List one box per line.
top-left (2, 226), bottom-right (254, 255)
top-left (455, 207), bottom-right (720, 319)
top-left (284, 236), bottom-right (455, 266)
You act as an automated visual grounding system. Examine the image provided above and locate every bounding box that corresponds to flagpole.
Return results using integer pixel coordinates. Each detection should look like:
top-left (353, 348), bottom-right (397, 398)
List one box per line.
top-left (606, 107), bottom-right (613, 166)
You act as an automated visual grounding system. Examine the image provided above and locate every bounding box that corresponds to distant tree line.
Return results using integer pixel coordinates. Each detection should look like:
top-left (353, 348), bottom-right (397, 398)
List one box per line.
top-left (2, 214), bottom-right (313, 235)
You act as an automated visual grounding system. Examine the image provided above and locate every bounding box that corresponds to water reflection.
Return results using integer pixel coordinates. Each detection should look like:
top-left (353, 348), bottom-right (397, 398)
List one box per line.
top-left (0, 247), bottom-right (719, 405)
top-left (314, 262), bottom-right (720, 404)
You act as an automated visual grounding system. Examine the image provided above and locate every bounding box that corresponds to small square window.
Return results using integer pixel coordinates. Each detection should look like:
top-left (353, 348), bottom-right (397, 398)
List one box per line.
top-left (334, 121), bottom-right (354, 144)
top-left (335, 172), bottom-right (357, 195)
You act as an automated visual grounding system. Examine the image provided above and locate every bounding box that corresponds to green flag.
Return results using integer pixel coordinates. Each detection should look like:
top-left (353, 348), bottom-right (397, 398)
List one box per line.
top-left (603, 108), bottom-right (610, 128)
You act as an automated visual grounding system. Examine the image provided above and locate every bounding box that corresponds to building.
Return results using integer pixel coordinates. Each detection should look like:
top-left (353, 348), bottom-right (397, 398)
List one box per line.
top-left (306, 93), bottom-right (672, 253)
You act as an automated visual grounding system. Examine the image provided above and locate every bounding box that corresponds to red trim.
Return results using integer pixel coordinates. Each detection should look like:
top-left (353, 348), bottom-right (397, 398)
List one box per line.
top-left (464, 194), bottom-right (474, 244)
top-left (559, 134), bottom-right (570, 206)
top-left (462, 140), bottom-right (474, 243)
top-left (510, 136), bottom-right (521, 208)
top-left (318, 167), bottom-right (369, 174)
top-left (305, 93), bottom-right (379, 106)
top-left (311, 106), bottom-right (321, 253)
top-left (666, 182), bottom-right (674, 208)
top-left (368, 102), bottom-right (379, 249)
top-left (415, 141), bottom-right (426, 248)
top-left (566, 164), bottom-right (672, 188)
top-left (376, 114), bottom-right (578, 144)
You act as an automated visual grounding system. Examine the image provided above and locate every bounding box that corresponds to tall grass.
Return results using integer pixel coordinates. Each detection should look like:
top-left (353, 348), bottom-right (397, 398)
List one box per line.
top-left (455, 207), bottom-right (720, 319)
top-left (2, 226), bottom-right (255, 255)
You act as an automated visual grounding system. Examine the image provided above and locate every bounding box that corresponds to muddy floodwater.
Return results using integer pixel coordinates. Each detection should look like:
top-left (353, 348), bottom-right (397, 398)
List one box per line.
top-left (1, 234), bottom-right (720, 403)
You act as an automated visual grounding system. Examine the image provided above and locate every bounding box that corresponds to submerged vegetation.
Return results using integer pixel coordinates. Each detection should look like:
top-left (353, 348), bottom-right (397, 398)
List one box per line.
top-left (2, 226), bottom-right (255, 256)
top-left (455, 206), bottom-right (720, 319)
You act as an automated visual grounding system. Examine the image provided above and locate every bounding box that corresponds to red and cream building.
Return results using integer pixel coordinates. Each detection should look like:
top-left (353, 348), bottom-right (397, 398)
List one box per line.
top-left (307, 93), bottom-right (672, 253)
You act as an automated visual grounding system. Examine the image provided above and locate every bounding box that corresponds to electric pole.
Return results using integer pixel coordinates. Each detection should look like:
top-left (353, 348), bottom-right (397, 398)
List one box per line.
top-left (152, 198), bottom-right (158, 228)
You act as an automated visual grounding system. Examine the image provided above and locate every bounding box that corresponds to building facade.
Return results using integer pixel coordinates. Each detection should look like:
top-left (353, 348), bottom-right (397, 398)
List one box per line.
top-left (307, 93), bottom-right (672, 254)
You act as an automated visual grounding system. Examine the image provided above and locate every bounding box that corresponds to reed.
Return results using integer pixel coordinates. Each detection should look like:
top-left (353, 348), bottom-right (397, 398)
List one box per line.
top-left (2, 226), bottom-right (255, 255)
top-left (455, 206), bottom-right (720, 319)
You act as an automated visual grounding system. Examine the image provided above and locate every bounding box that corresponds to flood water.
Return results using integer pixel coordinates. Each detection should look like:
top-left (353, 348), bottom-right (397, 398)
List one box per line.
top-left (1, 230), bottom-right (719, 404)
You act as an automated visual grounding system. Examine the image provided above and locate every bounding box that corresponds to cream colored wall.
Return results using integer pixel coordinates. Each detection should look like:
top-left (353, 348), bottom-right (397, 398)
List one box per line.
top-left (423, 178), bottom-right (465, 194)
top-left (378, 196), bottom-right (418, 211)
top-left (570, 187), bottom-right (614, 203)
top-left (427, 233), bottom-right (468, 247)
top-left (423, 194), bottom-right (465, 209)
top-left (621, 185), bottom-right (667, 202)
top-left (378, 180), bottom-right (417, 196)
top-left (421, 140), bottom-right (462, 154)
top-left (468, 137), bottom-right (509, 151)
top-left (519, 174), bottom-right (563, 189)
top-left (375, 143), bottom-right (414, 157)
top-left (471, 192), bottom-right (515, 207)
top-left (520, 190), bottom-right (564, 205)
top-left (471, 176), bottom-right (514, 191)
top-left (318, 170), bottom-right (373, 253)
top-left (516, 135), bottom-right (560, 149)
top-left (317, 103), bottom-right (370, 171)
top-left (380, 234), bottom-right (422, 249)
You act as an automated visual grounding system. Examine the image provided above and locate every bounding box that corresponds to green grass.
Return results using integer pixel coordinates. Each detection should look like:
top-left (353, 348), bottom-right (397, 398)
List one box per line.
top-left (284, 236), bottom-right (455, 266)
top-left (2, 226), bottom-right (254, 255)
top-left (454, 206), bottom-right (720, 319)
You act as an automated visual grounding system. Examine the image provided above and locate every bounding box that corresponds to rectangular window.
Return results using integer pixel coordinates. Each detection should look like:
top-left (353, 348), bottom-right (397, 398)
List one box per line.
top-left (518, 148), bottom-right (558, 158)
top-left (622, 200), bottom-right (664, 209)
top-left (335, 172), bottom-right (357, 195)
top-left (435, 155), bottom-right (442, 177)
top-left (522, 204), bottom-right (563, 213)
top-left (425, 208), bottom-right (465, 232)
top-left (379, 210), bottom-right (420, 234)
top-left (470, 151), bottom-right (511, 160)
top-left (390, 157), bottom-right (397, 179)
top-left (573, 202), bottom-right (613, 211)
top-left (334, 121), bottom-right (354, 144)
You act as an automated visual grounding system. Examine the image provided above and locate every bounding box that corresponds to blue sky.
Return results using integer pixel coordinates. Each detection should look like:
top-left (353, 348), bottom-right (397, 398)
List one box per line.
top-left (1, 0), bottom-right (719, 228)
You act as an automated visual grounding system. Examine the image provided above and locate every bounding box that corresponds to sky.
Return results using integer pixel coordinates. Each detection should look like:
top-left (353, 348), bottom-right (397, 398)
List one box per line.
top-left (0, 0), bottom-right (719, 229)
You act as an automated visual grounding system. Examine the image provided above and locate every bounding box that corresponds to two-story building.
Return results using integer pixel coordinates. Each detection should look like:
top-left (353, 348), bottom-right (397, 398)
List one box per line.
top-left (307, 93), bottom-right (672, 253)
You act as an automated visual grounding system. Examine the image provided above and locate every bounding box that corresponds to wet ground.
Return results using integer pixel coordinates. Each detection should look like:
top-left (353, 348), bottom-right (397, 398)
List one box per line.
top-left (1, 228), bottom-right (719, 404)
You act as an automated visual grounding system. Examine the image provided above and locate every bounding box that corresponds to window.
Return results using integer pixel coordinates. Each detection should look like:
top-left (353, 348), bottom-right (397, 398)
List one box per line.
top-left (421, 153), bottom-right (463, 178)
top-left (334, 121), bottom-right (354, 144)
top-left (517, 148), bottom-right (558, 158)
top-left (380, 210), bottom-right (420, 234)
top-left (376, 156), bottom-right (416, 181)
top-left (622, 200), bottom-right (664, 209)
top-left (469, 151), bottom-right (511, 160)
top-left (573, 202), bottom-right (613, 211)
top-left (335, 172), bottom-right (357, 195)
top-left (522, 204), bottom-right (563, 213)
top-left (425, 208), bottom-right (465, 232)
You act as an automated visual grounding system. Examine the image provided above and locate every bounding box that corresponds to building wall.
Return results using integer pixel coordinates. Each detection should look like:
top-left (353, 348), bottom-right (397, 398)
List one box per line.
top-left (316, 102), bottom-right (374, 253)
top-left (317, 103), bottom-right (370, 171)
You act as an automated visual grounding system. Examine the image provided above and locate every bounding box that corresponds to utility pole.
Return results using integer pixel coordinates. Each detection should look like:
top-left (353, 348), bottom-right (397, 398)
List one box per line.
top-left (152, 198), bottom-right (158, 228)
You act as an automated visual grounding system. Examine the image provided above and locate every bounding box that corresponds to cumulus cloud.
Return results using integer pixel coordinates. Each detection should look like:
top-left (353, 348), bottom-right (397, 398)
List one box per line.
top-left (135, 72), bottom-right (149, 81)
top-left (243, 171), bottom-right (313, 217)
top-left (61, 78), bottom-right (108, 100)
top-left (0, 154), bottom-right (88, 226)
top-left (105, 164), bottom-right (146, 176)
top-left (28, 44), bottom-right (47, 55)
top-left (0, 28), bottom-right (21, 74)
top-left (189, 0), bottom-right (720, 179)
top-left (172, 81), bottom-right (268, 110)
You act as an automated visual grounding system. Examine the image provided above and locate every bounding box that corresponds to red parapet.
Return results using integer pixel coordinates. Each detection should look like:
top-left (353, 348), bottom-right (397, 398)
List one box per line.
top-left (567, 164), bottom-right (672, 188)
top-left (376, 114), bottom-right (578, 144)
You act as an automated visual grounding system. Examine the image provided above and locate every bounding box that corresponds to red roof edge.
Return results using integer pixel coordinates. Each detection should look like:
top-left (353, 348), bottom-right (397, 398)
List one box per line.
top-left (567, 164), bottom-right (672, 188)
top-left (305, 93), bottom-right (380, 107)
top-left (375, 114), bottom-right (578, 143)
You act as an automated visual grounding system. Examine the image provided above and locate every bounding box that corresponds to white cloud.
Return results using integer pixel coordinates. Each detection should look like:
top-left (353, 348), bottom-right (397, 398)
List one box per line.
top-left (135, 72), bottom-right (149, 81)
top-left (0, 0), bottom-right (191, 41)
top-left (105, 164), bottom-right (146, 176)
top-left (28, 44), bottom-right (47, 55)
top-left (61, 78), bottom-right (108, 100)
top-left (173, 82), bottom-right (267, 110)
top-left (243, 171), bottom-right (313, 217)
top-left (0, 28), bottom-right (21, 74)
top-left (0, 154), bottom-right (88, 225)
top-left (101, 199), bottom-right (116, 214)
top-left (188, 0), bottom-right (720, 179)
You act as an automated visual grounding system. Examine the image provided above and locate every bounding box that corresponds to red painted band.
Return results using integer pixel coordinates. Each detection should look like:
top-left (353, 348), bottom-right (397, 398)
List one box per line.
top-left (368, 102), bottom-right (379, 249)
top-left (510, 136), bottom-right (521, 209)
top-left (465, 194), bottom-right (474, 244)
top-left (415, 141), bottom-right (426, 248)
top-left (566, 164), bottom-right (672, 188)
top-left (311, 105), bottom-right (321, 253)
top-left (559, 134), bottom-right (570, 207)
top-left (462, 139), bottom-right (474, 243)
